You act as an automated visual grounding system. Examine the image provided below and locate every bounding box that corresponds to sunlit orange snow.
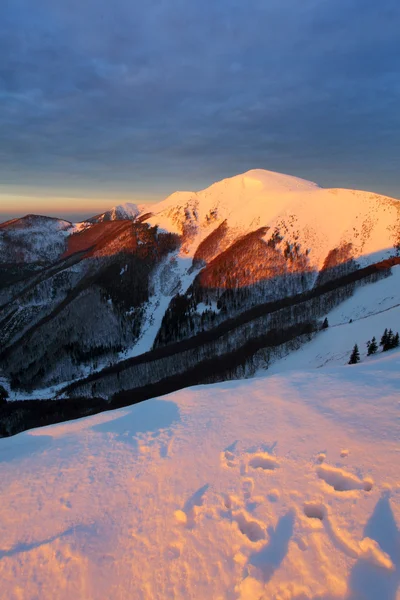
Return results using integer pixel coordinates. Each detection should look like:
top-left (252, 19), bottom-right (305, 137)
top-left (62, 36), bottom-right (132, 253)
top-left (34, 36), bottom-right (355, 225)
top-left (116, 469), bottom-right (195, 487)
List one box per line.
top-left (0, 350), bottom-right (399, 599)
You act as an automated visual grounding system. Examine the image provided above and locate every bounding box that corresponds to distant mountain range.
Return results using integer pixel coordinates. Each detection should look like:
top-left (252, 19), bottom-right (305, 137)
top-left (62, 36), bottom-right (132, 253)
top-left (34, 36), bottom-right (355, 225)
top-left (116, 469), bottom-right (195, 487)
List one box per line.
top-left (1, 169), bottom-right (399, 410)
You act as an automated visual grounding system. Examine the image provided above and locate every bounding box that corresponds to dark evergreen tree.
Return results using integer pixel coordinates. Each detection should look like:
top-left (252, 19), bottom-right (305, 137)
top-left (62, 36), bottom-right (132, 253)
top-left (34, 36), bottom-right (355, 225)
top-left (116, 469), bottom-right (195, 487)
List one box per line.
top-left (382, 330), bottom-right (399, 351)
top-left (349, 343), bottom-right (360, 364)
top-left (383, 329), bottom-right (394, 352)
top-left (380, 328), bottom-right (388, 348)
top-left (321, 317), bottom-right (329, 330)
top-left (367, 337), bottom-right (378, 356)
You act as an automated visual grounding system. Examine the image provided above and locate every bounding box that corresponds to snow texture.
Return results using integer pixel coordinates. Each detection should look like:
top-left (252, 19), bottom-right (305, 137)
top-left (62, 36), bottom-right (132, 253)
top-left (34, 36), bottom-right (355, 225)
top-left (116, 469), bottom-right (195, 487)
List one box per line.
top-left (1, 350), bottom-right (399, 599)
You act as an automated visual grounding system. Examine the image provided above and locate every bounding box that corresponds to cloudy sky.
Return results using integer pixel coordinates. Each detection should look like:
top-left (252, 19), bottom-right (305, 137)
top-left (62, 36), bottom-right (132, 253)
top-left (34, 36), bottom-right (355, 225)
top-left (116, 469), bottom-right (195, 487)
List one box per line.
top-left (1, 0), bottom-right (400, 221)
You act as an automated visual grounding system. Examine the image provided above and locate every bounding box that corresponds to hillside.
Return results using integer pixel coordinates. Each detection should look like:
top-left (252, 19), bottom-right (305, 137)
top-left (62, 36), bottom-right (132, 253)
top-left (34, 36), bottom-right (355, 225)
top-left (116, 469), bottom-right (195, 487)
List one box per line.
top-left (0, 215), bottom-right (73, 264)
top-left (0, 350), bottom-right (399, 599)
top-left (268, 265), bottom-right (400, 373)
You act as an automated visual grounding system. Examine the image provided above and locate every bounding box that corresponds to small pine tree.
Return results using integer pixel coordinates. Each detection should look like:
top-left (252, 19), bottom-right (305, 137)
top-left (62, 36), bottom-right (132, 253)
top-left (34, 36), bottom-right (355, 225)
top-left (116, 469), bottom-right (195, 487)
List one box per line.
top-left (383, 329), bottom-right (394, 352)
top-left (380, 328), bottom-right (388, 347)
top-left (367, 337), bottom-right (378, 356)
top-left (322, 317), bottom-right (329, 330)
top-left (349, 343), bottom-right (360, 364)
top-left (393, 332), bottom-right (400, 348)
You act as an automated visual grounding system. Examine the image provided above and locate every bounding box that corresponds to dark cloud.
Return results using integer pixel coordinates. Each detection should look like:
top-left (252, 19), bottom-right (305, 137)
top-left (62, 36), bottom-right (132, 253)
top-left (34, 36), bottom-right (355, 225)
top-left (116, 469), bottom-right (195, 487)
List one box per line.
top-left (1, 0), bottom-right (400, 203)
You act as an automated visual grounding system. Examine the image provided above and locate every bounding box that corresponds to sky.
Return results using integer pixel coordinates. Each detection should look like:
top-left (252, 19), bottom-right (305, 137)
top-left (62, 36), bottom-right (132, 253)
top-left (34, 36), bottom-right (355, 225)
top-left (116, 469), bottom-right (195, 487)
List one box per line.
top-left (1, 0), bottom-right (400, 222)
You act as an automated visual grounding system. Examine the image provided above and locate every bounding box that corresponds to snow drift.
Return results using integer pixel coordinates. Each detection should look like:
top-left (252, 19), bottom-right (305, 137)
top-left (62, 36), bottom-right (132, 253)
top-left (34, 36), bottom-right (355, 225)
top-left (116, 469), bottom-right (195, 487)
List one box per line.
top-left (0, 349), bottom-right (399, 599)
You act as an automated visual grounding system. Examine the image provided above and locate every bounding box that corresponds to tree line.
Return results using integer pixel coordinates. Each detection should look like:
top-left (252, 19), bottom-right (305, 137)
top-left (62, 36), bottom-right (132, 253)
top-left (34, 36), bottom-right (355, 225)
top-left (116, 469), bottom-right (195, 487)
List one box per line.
top-left (349, 327), bottom-right (399, 364)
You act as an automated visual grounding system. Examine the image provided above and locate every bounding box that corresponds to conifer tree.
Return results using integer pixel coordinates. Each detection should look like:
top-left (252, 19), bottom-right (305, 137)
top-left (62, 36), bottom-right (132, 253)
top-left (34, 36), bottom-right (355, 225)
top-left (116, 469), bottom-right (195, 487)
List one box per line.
top-left (349, 344), bottom-right (360, 364)
top-left (380, 328), bottom-right (388, 348)
top-left (383, 329), bottom-right (394, 352)
top-left (394, 332), bottom-right (400, 348)
top-left (382, 330), bottom-right (399, 351)
top-left (322, 317), bottom-right (329, 330)
top-left (367, 337), bottom-right (378, 356)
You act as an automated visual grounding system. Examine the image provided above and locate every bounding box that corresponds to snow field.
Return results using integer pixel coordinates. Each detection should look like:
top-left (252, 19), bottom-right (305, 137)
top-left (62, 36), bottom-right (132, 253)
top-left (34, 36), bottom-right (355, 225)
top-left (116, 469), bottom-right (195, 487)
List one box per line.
top-left (0, 352), bottom-right (399, 599)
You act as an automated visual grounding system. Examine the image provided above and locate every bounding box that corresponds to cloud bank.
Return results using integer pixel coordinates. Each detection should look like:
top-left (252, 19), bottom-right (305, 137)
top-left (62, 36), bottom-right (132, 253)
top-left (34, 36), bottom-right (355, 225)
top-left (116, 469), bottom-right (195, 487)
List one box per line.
top-left (1, 0), bottom-right (400, 211)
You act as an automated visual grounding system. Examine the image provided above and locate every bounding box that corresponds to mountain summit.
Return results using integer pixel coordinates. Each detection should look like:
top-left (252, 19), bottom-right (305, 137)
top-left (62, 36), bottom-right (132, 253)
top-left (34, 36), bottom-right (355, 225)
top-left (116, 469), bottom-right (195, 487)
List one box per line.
top-left (144, 169), bottom-right (399, 271)
top-left (87, 202), bottom-right (140, 223)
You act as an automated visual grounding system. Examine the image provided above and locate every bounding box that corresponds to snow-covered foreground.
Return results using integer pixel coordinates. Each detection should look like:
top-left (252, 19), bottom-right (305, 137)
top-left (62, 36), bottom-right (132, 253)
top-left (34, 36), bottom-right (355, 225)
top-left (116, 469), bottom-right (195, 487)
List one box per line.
top-left (1, 353), bottom-right (400, 599)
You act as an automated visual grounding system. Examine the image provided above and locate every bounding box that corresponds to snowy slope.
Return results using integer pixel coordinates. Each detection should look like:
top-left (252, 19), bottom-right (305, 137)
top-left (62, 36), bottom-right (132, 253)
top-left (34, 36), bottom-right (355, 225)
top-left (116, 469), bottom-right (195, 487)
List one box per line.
top-left (0, 353), bottom-right (399, 599)
top-left (119, 254), bottom-right (200, 359)
top-left (267, 266), bottom-right (400, 373)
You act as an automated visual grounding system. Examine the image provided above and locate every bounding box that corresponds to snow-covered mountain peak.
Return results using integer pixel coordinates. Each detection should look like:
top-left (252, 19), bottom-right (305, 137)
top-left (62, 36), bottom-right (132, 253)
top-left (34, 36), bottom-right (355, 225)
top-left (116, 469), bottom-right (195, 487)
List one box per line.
top-left (214, 168), bottom-right (321, 194)
top-left (112, 202), bottom-right (140, 218)
top-left (84, 170), bottom-right (398, 258)
top-left (145, 169), bottom-right (321, 236)
top-left (143, 168), bottom-right (400, 269)
top-left (85, 202), bottom-right (140, 224)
